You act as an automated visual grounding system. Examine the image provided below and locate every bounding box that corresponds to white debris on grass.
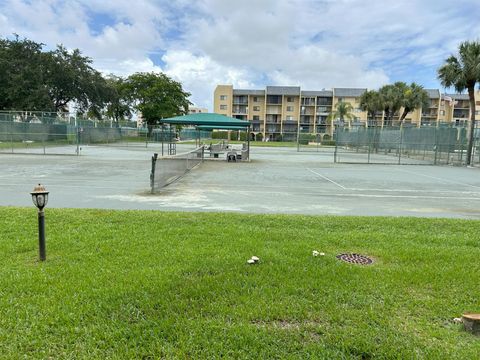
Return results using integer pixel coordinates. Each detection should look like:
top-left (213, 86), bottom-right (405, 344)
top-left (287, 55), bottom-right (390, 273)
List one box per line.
top-left (247, 259), bottom-right (256, 265)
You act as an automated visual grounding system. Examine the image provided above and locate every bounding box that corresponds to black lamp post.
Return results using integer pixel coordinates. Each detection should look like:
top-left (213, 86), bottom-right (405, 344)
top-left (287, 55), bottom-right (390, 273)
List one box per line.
top-left (30, 184), bottom-right (49, 261)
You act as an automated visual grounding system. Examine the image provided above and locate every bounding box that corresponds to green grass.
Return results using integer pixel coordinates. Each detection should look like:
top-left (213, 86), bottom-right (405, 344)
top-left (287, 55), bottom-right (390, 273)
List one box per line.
top-left (1, 208), bottom-right (479, 359)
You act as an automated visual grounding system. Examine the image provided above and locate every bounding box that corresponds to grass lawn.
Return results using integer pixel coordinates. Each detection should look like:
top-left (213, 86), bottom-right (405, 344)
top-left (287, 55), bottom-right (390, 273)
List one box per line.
top-left (1, 208), bottom-right (479, 358)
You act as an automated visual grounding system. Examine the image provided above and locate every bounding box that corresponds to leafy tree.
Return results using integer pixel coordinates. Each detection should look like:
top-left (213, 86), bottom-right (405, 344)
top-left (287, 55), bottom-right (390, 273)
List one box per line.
top-left (359, 90), bottom-right (383, 126)
top-left (104, 75), bottom-right (132, 126)
top-left (438, 40), bottom-right (480, 165)
top-left (125, 72), bottom-right (191, 128)
top-left (327, 101), bottom-right (355, 128)
top-left (44, 45), bottom-right (109, 113)
top-left (399, 83), bottom-right (429, 123)
top-left (0, 35), bottom-right (53, 111)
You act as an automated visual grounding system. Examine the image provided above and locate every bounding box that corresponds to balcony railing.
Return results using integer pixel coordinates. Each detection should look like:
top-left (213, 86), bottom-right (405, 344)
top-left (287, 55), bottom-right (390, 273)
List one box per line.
top-left (233, 107), bottom-right (248, 114)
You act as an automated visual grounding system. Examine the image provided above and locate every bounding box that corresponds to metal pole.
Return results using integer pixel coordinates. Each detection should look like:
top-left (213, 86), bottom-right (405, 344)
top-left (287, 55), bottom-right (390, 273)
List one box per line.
top-left (247, 125), bottom-right (250, 161)
top-left (334, 125), bottom-right (338, 163)
top-left (296, 124), bottom-right (300, 152)
top-left (398, 126), bottom-right (403, 165)
top-left (367, 127), bottom-right (375, 164)
top-left (38, 210), bottom-right (46, 261)
top-left (150, 153), bottom-right (158, 194)
top-left (76, 126), bottom-right (80, 155)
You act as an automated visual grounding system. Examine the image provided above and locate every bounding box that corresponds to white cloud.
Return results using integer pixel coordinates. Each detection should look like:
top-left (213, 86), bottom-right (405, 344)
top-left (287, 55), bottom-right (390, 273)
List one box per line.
top-left (1, 0), bottom-right (479, 110)
top-left (162, 50), bottom-right (257, 108)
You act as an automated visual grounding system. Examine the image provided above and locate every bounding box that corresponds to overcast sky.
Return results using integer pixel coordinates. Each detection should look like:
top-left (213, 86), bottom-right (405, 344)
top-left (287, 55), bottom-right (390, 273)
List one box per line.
top-left (1, 0), bottom-right (479, 110)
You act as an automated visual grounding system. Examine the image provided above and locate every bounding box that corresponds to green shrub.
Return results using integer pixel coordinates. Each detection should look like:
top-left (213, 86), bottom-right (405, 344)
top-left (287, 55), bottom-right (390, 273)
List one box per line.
top-left (212, 131), bottom-right (229, 140)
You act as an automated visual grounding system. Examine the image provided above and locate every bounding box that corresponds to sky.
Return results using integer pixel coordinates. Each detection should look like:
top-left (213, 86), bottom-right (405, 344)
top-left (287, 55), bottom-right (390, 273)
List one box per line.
top-left (0, 0), bottom-right (479, 110)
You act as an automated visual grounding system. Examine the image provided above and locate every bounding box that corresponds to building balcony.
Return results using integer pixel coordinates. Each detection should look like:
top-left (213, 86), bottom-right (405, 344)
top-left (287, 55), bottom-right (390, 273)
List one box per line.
top-left (301, 100), bottom-right (315, 106)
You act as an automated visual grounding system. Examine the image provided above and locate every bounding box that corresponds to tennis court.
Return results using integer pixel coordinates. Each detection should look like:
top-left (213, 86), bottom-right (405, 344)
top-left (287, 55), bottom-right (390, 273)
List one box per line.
top-left (1, 145), bottom-right (480, 218)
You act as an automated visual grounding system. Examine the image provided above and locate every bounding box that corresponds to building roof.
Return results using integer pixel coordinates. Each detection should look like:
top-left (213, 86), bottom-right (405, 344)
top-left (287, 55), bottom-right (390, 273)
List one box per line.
top-left (266, 86), bottom-right (301, 95)
top-left (333, 88), bottom-right (367, 97)
top-left (301, 90), bottom-right (333, 97)
top-left (233, 89), bottom-right (265, 96)
top-left (425, 89), bottom-right (440, 99)
top-left (160, 113), bottom-right (250, 128)
top-left (445, 93), bottom-right (470, 100)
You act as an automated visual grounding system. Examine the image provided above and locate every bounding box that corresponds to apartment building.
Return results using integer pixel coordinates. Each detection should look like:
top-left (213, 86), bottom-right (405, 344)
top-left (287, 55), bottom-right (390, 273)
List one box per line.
top-left (214, 85), bottom-right (480, 140)
top-left (189, 107), bottom-right (208, 114)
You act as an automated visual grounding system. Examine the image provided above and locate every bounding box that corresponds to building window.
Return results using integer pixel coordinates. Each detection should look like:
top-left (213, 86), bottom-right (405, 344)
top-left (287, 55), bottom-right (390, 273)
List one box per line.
top-left (220, 105), bottom-right (227, 110)
top-left (440, 110), bottom-right (445, 116)
top-left (337, 98), bottom-right (343, 102)
top-left (286, 115), bottom-right (294, 121)
top-left (286, 106), bottom-right (294, 112)
top-left (220, 95), bottom-right (227, 100)
top-left (253, 115), bottom-right (260, 121)
top-left (253, 106), bottom-right (260, 111)
top-left (253, 96), bottom-right (259, 102)
top-left (287, 97), bottom-right (294, 102)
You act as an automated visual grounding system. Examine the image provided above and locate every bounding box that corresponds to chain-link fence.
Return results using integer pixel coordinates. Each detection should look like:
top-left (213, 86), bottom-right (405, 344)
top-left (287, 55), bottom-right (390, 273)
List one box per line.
top-left (334, 126), bottom-right (480, 165)
top-left (297, 132), bottom-right (336, 152)
top-left (0, 111), bottom-right (212, 155)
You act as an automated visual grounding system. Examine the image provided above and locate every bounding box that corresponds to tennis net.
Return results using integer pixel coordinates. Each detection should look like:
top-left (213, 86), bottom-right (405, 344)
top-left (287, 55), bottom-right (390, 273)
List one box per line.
top-left (150, 146), bottom-right (205, 193)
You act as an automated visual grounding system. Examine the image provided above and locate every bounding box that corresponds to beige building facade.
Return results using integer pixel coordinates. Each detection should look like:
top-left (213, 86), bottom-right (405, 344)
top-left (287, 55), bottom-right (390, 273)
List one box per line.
top-left (214, 85), bottom-right (480, 141)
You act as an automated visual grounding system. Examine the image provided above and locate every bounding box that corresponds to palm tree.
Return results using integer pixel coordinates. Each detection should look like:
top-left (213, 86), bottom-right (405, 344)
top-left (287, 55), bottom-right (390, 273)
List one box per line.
top-left (379, 82), bottom-right (406, 126)
top-left (399, 83), bottom-right (429, 124)
top-left (438, 41), bottom-right (480, 165)
top-left (328, 101), bottom-right (355, 128)
top-left (359, 90), bottom-right (383, 126)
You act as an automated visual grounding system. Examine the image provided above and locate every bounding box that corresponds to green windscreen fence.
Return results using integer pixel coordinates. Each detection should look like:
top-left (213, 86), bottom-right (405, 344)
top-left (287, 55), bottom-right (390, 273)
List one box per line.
top-left (0, 113), bottom-right (208, 155)
top-left (333, 126), bottom-right (478, 165)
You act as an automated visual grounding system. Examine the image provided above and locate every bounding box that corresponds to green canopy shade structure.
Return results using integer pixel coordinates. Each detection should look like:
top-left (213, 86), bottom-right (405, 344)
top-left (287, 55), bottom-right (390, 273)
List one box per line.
top-left (160, 113), bottom-right (250, 128)
top-left (196, 125), bottom-right (248, 131)
top-left (159, 113), bottom-right (251, 160)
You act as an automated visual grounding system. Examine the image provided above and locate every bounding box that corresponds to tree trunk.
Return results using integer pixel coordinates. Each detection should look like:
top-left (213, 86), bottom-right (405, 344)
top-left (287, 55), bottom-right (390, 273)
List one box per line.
top-left (399, 109), bottom-right (408, 124)
top-left (466, 86), bottom-right (476, 166)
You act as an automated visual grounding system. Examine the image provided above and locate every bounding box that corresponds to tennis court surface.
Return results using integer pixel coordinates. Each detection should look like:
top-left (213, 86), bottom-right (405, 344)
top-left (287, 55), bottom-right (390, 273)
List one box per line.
top-left (2, 145), bottom-right (480, 218)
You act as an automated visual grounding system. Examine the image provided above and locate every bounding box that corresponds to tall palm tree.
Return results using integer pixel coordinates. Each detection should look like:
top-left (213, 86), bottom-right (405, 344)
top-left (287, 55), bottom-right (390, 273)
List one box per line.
top-left (438, 41), bottom-right (480, 165)
top-left (327, 101), bottom-right (355, 128)
top-left (360, 90), bottom-right (383, 126)
top-left (399, 83), bottom-right (430, 124)
top-left (379, 82), bottom-right (406, 126)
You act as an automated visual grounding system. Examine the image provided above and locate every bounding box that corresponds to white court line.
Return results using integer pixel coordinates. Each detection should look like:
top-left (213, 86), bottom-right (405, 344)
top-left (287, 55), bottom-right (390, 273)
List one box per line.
top-left (183, 186), bottom-right (480, 201)
top-left (394, 167), bottom-right (480, 190)
top-left (306, 168), bottom-right (346, 189)
top-left (185, 182), bottom-right (480, 195)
